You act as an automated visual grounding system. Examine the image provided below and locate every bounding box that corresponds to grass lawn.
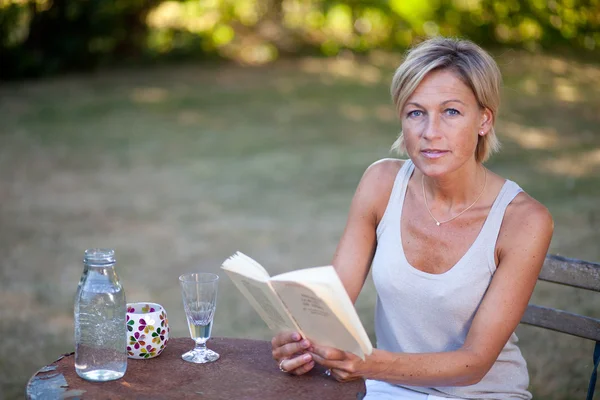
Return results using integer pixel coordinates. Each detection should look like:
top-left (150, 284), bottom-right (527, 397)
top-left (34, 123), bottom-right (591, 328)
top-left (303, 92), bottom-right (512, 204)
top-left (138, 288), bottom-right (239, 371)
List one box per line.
top-left (1, 49), bottom-right (599, 399)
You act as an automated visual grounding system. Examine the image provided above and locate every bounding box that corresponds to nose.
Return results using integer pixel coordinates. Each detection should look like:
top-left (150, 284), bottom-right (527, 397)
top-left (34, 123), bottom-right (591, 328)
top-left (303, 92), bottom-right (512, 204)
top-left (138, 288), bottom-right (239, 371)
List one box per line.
top-left (422, 114), bottom-right (442, 141)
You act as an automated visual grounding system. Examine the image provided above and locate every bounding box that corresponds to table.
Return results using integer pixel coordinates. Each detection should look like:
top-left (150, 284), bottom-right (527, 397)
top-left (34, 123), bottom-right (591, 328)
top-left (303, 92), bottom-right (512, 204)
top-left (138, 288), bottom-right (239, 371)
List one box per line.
top-left (26, 337), bottom-right (366, 399)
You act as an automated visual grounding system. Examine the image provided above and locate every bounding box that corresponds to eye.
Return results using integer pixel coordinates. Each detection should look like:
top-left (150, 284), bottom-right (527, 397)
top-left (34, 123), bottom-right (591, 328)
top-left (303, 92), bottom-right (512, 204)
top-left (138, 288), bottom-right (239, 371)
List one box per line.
top-left (445, 108), bottom-right (460, 116)
top-left (407, 110), bottom-right (423, 118)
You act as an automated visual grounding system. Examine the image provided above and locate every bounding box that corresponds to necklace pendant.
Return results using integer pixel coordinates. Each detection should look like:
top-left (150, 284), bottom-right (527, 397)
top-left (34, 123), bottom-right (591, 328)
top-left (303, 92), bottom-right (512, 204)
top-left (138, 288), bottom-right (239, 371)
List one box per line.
top-left (436, 222), bottom-right (441, 226)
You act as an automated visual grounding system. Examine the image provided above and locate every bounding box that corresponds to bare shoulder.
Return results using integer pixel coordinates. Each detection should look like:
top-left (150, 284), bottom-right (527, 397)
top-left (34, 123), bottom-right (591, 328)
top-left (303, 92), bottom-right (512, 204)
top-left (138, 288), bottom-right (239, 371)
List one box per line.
top-left (355, 158), bottom-right (405, 222)
top-left (498, 190), bottom-right (554, 258)
top-left (504, 191), bottom-right (554, 232)
top-left (362, 158), bottom-right (405, 188)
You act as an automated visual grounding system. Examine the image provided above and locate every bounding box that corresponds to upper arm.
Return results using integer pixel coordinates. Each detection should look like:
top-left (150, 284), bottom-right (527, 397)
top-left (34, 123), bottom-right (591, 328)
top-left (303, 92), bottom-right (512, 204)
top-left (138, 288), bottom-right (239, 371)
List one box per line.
top-left (332, 158), bottom-right (404, 303)
top-left (462, 194), bottom-right (554, 376)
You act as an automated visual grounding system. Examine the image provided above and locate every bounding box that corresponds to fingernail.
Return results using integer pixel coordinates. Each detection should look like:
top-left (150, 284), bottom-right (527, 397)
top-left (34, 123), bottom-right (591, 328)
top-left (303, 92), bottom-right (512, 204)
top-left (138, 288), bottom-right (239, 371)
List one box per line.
top-left (292, 333), bottom-right (300, 341)
top-left (301, 340), bottom-right (310, 348)
top-left (303, 354), bottom-right (311, 362)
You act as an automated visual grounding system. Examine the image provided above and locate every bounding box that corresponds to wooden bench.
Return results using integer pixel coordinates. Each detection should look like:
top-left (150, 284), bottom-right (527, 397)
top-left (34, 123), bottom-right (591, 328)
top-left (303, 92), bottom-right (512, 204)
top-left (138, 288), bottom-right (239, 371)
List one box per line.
top-left (521, 254), bottom-right (600, 400)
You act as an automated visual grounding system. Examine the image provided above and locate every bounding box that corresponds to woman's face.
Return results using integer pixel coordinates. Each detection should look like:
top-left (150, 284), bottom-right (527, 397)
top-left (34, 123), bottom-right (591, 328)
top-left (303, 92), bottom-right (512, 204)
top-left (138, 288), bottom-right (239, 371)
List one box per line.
top-left (401, 68), bottom-right (492, 178)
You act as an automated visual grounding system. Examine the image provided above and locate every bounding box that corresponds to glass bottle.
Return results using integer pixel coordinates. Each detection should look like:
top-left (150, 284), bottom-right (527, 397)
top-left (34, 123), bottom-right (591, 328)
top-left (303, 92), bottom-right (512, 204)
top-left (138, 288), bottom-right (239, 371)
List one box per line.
top-left (74, 248), bottom-right (127, 381)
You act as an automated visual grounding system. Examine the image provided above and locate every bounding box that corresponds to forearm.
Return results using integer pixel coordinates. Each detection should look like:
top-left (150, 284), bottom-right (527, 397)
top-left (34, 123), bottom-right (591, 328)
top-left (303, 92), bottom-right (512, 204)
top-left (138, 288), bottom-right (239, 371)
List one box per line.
top-left (363, 348), bottom-right (490, 387)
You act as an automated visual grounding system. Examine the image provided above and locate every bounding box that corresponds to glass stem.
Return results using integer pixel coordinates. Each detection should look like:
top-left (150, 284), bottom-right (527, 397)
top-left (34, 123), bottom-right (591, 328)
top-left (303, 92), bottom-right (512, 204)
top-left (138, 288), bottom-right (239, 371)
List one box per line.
top-left (194, 341), bottom-right (207, 353)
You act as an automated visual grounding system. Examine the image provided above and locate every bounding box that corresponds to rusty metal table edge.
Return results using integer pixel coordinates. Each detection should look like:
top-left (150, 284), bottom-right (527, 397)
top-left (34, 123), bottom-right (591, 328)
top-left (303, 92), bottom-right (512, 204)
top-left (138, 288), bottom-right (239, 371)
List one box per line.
top-left (26, 338), bottom-right (368, 400)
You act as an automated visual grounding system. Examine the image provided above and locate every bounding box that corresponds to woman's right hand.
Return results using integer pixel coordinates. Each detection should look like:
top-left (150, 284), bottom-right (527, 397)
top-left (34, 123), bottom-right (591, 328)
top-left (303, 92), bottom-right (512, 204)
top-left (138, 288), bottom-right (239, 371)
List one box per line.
top-left (271, 331), bottom-right (314, 375)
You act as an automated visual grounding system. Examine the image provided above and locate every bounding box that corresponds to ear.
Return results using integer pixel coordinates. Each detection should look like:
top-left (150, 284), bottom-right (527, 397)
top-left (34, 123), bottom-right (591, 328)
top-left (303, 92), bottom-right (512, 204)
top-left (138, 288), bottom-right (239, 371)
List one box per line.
top-left (479, 108), bottom-right (493, 136)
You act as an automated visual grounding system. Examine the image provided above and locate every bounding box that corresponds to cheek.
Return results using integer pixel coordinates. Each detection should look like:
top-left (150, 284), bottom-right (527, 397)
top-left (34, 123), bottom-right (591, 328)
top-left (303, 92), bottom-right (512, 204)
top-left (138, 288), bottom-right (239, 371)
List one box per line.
top-left (402, 128), bottom-right (419, 150)
top-left (401, 120), bottom-right (419, 140)
top-left (455, 130), bottom-right (479, 154)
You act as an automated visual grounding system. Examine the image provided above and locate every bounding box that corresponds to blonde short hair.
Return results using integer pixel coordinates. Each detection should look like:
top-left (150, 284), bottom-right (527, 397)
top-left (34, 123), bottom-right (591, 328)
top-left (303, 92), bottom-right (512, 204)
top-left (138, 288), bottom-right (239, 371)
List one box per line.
top-left (390, 37), bottom-right (502, 163)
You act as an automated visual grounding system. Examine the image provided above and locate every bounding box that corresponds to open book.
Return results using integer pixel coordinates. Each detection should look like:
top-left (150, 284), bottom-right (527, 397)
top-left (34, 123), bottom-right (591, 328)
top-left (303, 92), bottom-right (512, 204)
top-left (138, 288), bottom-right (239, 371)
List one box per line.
top-left (221, 252), bottom-right (373, 360)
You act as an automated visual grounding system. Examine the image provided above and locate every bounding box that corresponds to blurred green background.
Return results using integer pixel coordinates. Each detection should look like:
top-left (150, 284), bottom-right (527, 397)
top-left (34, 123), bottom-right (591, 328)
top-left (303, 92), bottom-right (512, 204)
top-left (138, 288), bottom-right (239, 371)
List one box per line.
top-left (1, 0), bottom-right (599, 399)
top-left (2, 0), bottom-right (599, 79)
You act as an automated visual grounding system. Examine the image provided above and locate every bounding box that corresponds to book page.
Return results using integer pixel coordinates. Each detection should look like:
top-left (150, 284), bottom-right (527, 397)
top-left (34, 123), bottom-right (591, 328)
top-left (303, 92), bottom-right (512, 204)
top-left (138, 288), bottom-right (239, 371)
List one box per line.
top-left (221, 251), bottom-right (271, 281)
top-left (223, 269), bottom-right (298, 333)
top-left (270, 281), bottom-right (367, 359)
top-left (272, 266), bottom-right (372, 357)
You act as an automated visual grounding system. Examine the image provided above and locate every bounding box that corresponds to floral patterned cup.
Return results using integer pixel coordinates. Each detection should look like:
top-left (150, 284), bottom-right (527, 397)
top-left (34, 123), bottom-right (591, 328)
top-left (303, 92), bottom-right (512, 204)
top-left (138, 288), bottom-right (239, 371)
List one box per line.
top-left (126, 302), bottom-right (170, 359)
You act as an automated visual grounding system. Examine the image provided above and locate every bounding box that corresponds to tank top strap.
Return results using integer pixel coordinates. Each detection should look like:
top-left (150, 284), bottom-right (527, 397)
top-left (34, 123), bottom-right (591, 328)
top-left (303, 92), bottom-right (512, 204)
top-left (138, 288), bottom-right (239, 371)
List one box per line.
top-left (479, 179), bottom-right (523, 271)
top-left (376, 160), bottom-right (414, 237)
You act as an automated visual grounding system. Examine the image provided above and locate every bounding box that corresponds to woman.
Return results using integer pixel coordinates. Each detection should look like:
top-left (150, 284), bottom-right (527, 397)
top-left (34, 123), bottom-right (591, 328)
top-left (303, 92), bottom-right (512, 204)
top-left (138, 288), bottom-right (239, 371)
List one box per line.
top-left (271, 37), bottom-right (553, 399)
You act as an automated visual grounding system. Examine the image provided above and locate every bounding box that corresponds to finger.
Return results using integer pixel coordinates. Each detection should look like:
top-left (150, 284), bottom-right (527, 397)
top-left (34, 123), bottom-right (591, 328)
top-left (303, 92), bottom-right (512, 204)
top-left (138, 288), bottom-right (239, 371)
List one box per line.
top-left (271, 331), bottom-right (302, 349)
top-left (290, 360), bottom-right (315, 376)
top-left (310, 345), bottom-right (345, 361)
top-left (272, 339), bottom-right (311, 360)
top-left (330, 368), bottom-right (343, 382)
top-left (309, 351), bottom-right (342, 369)
top-left (281, 353), bottom-right (313, 373)
top-left (330, 368), bottom-right (358, 382)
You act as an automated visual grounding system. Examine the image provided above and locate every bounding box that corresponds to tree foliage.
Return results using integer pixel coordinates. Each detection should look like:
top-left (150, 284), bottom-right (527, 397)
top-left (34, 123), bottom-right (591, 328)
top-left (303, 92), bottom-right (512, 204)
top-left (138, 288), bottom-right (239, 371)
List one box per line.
top-left (1, 0), bottom-right (599, 79)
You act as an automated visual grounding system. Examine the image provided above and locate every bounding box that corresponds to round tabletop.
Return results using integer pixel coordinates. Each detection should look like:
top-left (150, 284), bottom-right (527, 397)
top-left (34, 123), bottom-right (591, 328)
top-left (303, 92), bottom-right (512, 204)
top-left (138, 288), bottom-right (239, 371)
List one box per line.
top-left (27, 337), bottom-right (366, 399)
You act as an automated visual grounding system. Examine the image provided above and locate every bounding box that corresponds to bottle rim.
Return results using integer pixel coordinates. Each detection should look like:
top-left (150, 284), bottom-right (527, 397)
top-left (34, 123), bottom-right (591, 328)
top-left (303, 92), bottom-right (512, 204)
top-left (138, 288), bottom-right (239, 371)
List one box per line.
top-left (84, 248), bottom-right (116, 265)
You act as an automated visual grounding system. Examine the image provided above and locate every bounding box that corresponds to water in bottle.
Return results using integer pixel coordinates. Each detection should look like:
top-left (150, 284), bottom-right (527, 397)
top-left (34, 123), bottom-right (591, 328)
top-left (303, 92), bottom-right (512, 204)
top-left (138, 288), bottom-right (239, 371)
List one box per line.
top-left (74, 248), bottom-right (127, 381)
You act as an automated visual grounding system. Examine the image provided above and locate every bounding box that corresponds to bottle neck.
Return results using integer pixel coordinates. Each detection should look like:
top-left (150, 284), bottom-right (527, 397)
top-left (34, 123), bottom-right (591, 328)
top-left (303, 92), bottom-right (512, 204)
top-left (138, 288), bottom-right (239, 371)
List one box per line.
top-left (82, 263), bottom-right (121, 290)
top-left (83, 249), bottom-right (117, 278)
top-left (85, 262), bottom-right (116, 274)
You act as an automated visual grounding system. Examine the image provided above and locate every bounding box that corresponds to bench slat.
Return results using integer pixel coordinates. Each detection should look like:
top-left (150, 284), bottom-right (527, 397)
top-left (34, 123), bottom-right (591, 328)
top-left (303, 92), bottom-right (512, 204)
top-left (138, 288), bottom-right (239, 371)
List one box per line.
top-left (539, 255), bottom-right (600, 292)
top-left (521, 304), bottom-right (600, 342)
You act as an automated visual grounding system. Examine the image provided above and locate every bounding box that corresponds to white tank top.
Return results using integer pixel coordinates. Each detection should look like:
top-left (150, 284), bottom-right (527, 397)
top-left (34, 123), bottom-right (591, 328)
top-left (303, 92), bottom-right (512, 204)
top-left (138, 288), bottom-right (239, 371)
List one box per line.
top-left (369, 160), bottom-right (532, 399)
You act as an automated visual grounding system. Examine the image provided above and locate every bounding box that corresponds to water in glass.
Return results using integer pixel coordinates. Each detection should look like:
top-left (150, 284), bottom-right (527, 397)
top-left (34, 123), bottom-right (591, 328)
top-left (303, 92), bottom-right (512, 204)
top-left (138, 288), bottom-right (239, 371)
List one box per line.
top-left (186, 301), bottom-right (215, 343)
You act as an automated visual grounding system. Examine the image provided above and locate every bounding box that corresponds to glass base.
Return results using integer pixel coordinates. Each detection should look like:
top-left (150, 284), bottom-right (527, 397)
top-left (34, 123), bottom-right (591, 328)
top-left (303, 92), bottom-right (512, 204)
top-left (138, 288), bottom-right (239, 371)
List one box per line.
top-left (182, 348), bottom-right (220, 364)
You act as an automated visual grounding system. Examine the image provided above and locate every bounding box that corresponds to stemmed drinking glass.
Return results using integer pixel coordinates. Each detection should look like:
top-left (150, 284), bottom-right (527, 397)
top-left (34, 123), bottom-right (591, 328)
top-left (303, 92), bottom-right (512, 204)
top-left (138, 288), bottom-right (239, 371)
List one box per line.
top-left (179, 272), bottom-right (220, 363)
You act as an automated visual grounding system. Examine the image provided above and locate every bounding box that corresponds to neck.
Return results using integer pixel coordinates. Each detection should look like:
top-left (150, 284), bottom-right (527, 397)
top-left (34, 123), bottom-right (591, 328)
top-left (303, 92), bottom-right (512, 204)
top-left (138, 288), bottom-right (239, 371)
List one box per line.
top-left (422, 160), bottom-right (485, 209)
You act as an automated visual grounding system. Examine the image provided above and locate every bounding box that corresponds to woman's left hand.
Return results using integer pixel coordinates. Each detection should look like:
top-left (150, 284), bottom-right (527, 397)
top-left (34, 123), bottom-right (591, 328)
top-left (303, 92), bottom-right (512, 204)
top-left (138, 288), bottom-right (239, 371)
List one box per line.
top-left (309, 345), bottom-right (368, 382)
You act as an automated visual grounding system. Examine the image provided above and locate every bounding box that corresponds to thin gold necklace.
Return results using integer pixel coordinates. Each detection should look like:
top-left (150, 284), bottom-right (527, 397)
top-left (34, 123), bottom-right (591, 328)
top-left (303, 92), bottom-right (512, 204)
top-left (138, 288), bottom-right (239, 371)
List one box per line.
top-left (421, 168), bottom-right (487, 226)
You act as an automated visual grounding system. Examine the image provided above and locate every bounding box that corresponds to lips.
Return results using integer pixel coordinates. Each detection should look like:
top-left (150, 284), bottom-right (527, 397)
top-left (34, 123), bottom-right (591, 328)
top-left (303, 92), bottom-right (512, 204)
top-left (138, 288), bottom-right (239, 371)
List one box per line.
top-left (421, 149), bottom-right (449, 159)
